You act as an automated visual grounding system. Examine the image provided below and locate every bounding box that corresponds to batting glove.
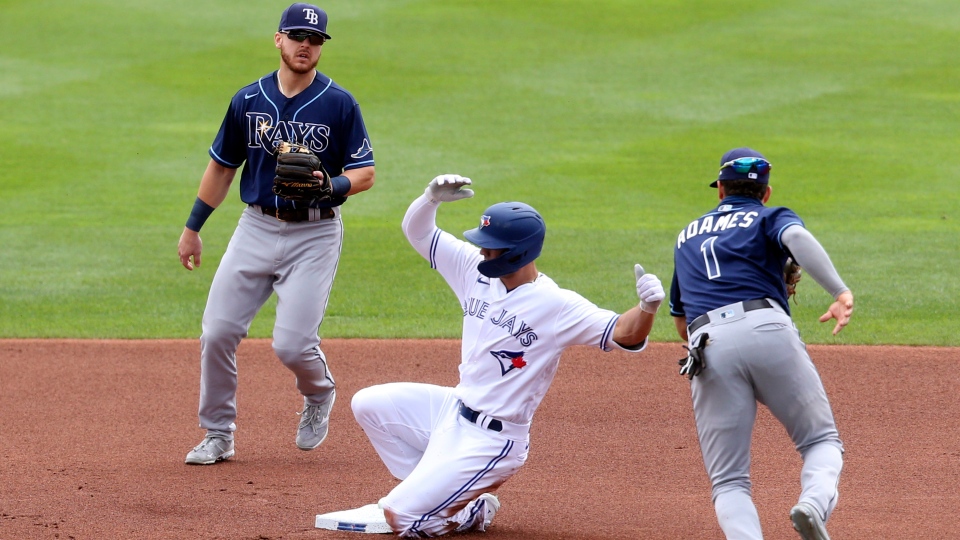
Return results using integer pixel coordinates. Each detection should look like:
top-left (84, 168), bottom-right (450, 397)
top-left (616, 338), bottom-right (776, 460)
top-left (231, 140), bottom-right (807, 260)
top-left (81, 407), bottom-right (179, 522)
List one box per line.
top-left (425, 174), bottom-right (474, 203)
top-left (635, 264), bottom-right (665, 314)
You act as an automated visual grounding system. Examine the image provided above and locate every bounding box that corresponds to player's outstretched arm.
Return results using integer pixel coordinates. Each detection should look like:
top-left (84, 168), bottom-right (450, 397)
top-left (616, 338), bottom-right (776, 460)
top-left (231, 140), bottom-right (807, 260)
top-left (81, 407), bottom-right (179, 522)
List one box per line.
top-left (780, 225), bottom-right (853, 334)
top-left (401, 175), bottom-right (473, 260)
top-left (820, 290), bottom-right (854, 335)
top-left (612, 265), bottom-right (665, 349)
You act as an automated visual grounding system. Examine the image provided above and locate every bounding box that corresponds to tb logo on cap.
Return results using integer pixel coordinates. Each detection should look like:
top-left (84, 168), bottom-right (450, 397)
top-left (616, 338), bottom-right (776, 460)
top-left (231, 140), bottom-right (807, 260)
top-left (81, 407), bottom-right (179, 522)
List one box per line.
top-left (302, 8), bottom-right (319, 24)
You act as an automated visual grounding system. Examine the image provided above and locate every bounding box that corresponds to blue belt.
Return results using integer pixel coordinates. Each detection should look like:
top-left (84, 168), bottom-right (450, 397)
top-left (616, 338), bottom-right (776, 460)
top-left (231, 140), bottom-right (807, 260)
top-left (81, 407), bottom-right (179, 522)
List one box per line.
top-left (688, 299), bottom-right (773, 334)
top-left (459, 403), bottom-right (503, 432)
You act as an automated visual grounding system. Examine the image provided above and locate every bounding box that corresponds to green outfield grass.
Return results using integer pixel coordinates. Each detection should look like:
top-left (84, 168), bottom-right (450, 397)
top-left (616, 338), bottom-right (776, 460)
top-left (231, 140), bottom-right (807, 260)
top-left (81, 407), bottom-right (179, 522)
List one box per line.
top-left (1, 0), bottom-right (957, 344)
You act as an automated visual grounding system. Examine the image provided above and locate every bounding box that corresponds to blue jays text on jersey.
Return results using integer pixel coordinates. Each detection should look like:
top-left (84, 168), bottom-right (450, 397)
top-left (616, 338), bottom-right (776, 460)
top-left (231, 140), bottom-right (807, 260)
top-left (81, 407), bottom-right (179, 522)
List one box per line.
top-left (463, 298), bottom-right (538, 347)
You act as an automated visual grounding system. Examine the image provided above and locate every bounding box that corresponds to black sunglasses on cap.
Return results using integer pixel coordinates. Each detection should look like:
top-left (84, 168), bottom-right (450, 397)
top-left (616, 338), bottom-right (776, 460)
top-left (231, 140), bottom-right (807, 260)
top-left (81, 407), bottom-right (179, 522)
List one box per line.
top-left (282, 31), bottom-right (325, 46)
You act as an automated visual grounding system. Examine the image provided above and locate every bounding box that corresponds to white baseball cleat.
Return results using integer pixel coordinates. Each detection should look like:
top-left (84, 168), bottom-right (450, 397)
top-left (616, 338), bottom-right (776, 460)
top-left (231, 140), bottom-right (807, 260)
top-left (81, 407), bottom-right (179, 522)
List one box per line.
top-left (790, 502), bottom-right (831, 540)
top-left (315, 503), bottom-right (392, 534)
top-left (477, 493), bottom-right (501, 530)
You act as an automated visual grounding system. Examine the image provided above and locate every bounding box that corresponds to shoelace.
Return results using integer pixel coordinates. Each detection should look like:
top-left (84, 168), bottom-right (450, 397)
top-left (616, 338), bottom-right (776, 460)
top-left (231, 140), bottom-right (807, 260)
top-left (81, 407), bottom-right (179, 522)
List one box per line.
top-left (298, 404), bottom-right (325, 432)
top-left (194, 437), bottom-right (222, 452)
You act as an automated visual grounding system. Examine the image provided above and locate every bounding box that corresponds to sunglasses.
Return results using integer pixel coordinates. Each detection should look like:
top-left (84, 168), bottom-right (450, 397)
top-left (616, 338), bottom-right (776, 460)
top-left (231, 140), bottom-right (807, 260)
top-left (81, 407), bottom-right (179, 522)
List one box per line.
top-left (719, 157), bottom-right (772, 174)
top-left (283, 31), bottom-right (325, 46)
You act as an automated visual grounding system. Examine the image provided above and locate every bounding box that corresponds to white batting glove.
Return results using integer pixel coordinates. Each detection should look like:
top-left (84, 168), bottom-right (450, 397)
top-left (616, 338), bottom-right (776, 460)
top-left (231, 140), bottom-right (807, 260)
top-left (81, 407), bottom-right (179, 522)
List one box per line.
top-left (425, 174), bottom-right (474, 203)
top-left (635, 264), bottom-right (665, 314)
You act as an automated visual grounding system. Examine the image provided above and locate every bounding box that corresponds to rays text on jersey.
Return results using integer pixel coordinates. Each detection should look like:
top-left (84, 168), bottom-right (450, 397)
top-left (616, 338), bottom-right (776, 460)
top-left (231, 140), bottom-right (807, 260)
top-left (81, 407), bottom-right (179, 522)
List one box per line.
top-left (246, 112), bottom-right (331, 153)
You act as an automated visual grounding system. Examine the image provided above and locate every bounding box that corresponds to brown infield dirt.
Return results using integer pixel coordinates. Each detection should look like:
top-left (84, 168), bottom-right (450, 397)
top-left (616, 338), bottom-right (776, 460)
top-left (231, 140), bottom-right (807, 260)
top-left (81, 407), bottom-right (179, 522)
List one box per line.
top-left (1, 339), bottom-right (958, 539)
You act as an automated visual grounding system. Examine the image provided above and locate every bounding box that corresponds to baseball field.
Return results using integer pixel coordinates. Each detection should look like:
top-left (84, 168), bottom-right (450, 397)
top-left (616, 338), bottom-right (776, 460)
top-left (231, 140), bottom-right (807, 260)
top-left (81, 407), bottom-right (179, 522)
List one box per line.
top-left (1, 0), bottom-right (958, 538)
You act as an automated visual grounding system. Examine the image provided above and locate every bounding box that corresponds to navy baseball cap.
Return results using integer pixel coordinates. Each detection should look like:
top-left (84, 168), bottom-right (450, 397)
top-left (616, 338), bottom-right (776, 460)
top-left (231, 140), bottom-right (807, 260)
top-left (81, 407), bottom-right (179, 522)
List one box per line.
top-left (279, 3), bottom-right (332, 40)
top-left (711, 147), bottom-right (770, 187)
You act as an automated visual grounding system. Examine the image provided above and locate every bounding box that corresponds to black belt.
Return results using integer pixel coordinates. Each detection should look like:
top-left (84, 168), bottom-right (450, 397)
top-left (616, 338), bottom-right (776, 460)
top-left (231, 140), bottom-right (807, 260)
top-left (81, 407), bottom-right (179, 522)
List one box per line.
top-left (459, 403), bottom-right (503, 432)
top-left (688, 299), bottom-right (773, 334)
top-left (251, 205), bottom-right (335, 222)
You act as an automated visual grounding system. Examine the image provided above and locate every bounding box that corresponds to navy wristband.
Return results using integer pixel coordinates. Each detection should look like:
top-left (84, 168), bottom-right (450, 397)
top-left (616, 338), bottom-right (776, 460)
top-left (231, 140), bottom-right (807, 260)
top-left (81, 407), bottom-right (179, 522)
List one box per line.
top-left (330, 175), bottom-right (351, 198)
top-left (185, 197), bottom-right (215, 232)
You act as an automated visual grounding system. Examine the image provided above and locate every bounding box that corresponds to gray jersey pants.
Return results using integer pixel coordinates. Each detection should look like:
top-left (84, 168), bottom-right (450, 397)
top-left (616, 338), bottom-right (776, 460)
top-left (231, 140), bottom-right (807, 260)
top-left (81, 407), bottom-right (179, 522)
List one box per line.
top-left (688, 299), bottom-right (843, 539)
top-left (197, 206), bottom-right (341, 437)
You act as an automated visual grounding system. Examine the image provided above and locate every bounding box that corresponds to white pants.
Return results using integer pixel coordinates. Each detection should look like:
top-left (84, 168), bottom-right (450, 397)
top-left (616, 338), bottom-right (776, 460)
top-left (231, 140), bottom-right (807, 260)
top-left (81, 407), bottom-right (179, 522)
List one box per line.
top-left (352, 383), bottom-right (529, 537)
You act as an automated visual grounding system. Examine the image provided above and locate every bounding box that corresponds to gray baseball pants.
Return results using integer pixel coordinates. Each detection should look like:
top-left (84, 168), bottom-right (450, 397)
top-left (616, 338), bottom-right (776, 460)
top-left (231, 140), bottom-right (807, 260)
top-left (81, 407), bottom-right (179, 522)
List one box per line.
top-left (197, 206), bottom-right (341, 438)
top-left (688, 299), bottom-right (843, 539)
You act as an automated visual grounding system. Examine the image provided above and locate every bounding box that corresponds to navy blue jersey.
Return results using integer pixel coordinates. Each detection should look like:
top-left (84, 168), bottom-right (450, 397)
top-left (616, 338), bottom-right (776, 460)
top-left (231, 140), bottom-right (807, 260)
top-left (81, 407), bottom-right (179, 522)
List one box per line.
top-left (669, 195), bottom-right (804, 324)
top-left (209, 70), bottom-right (374, 208)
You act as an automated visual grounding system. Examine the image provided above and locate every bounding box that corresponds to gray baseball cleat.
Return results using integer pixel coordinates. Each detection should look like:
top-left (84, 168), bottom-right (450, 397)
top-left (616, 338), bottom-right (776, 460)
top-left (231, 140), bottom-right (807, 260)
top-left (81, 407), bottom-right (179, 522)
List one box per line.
top-left (185, 436), bottom-right (234, 465)
top-left (790, 502), bottom-right (831, 540)
top-left (296, 390), bottom-right (336, 450)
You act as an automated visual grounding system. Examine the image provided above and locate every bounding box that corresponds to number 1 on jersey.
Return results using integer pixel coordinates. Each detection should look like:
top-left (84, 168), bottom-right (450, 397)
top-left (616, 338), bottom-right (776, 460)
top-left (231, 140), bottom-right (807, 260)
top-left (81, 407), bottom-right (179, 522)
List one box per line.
top-left (700, 236), bottom-right (721, 279)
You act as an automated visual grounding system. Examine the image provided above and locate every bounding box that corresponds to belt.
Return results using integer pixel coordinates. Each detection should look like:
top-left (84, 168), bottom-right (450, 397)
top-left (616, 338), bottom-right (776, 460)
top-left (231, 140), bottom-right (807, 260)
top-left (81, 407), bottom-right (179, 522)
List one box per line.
top-left (688, 299), bottom-right (773, 334)
top-left (459, 403), bottom-right (503, 433)
top-left (250, 204), bottom-right (335, 222)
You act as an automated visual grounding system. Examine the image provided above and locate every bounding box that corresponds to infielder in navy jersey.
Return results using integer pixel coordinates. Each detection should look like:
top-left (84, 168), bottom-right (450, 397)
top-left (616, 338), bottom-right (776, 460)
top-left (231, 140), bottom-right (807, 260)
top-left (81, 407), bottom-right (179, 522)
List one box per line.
top-left (177, 3), bottom-right (375, 465)
top-left (669, 148), bottom-right (854, 540)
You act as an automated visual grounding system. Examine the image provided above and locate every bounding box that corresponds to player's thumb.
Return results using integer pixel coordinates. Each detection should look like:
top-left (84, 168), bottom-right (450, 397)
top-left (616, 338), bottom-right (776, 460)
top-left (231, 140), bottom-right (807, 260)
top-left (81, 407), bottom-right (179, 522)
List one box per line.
top-left (634, 264), bottom-right (645, 280)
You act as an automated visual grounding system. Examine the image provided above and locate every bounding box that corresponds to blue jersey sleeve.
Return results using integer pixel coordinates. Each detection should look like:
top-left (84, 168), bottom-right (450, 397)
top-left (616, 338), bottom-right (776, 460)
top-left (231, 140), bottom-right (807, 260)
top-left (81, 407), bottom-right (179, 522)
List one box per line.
top-left (208, 92), bottom-right (248, 169)
top-left (340, 103), bottom-right (374, 171)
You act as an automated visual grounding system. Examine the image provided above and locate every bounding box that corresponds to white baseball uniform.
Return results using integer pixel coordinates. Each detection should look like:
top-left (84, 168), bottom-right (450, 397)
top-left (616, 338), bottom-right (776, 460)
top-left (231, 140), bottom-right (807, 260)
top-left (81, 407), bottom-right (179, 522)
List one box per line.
top-left (351, 193), bottom-right (649, 537)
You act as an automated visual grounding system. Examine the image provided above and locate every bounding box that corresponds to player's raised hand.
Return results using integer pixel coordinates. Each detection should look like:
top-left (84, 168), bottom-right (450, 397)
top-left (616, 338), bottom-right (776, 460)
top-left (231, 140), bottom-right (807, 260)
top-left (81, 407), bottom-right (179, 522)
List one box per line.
top-left (820, 290), bottom-right (854, 335)
top-left (635, 264), bottom-right (665, 314)
top-left (425, 174), bottom-right (474, 203)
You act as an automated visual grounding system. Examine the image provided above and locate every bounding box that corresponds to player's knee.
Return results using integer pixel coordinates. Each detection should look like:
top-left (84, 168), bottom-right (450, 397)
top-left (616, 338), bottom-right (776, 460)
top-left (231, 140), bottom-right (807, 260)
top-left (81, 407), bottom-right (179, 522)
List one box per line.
top-left (272, 326), bottom-right (320, 367)
top-left (200, 318), bottom-right (246, 350)
top-left (351, 386), bottom-right (383, 427)
top-left (272, 345), bottom-right (308, 368)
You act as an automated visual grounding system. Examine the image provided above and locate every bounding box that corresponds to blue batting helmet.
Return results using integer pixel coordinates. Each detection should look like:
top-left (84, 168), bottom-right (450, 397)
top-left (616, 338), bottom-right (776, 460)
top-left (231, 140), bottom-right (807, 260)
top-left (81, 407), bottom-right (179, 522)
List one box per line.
top-left (463, 202), bottom-right (546, 278)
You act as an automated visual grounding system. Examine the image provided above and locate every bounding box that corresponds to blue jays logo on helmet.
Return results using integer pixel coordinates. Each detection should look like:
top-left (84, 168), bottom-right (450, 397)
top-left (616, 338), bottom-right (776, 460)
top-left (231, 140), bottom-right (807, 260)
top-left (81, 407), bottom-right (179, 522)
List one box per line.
top-left (490, 350), bottom-right (528, 376)
top-left (463, 202), bottom-right (546, 278)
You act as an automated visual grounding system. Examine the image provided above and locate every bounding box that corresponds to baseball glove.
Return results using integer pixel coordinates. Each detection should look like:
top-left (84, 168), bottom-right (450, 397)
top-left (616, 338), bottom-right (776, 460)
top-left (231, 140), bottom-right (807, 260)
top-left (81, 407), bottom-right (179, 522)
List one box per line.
top-left (783, 257), bottom-right (803, 300)
top-left (678, 332), bottom-right (708, 380)
top-left (273, 142), bottom-right (333, 203)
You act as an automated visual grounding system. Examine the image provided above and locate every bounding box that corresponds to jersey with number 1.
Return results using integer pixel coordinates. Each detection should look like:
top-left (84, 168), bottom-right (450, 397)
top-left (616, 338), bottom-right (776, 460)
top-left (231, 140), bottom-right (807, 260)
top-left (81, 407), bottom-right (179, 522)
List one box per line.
top-left (421, 224), bottom-right (645, 426)
top-left (669, 195), bottom-right (803, 325)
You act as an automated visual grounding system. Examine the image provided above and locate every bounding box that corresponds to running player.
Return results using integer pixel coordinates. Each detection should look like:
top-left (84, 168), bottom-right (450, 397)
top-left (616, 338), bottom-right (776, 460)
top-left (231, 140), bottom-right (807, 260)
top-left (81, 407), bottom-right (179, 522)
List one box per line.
top-left (177, 3), bottom-right (375, 465)
top-left (349, 174), bottom-right (666, 536)
top-left (669, 147), bottom-right (854, 540)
